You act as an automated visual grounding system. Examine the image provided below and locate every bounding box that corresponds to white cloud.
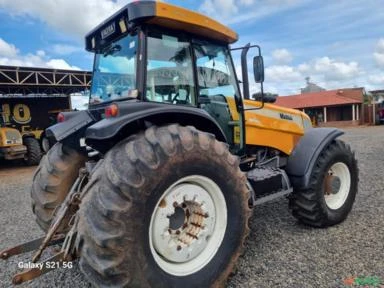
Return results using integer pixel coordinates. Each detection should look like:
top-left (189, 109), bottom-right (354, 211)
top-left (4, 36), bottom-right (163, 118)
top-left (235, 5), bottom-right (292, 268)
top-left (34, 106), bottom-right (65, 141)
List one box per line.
top-left (200, 0), bottom-right (238, 18)
top-left (239, 0), bottom-right (254, 6)
top-left (199, 0), bottom-right (305, 25)
top-left (71, 95), bottom-right (89, 110)
top-left (297, 63), bottom-right (310, 73)
top-left (51, 44), bottom-right (82, 56)
top-left (0, 37), bottom-right (18, 57)
top-left (46, 59), bottom-right (80, 70)
top-left (374, 52), bottom-right (384, 67)
top-left (373, 38), bottom-right (384, 67)
top-left (313, 57), bottom-right (360, 80)
top-left (376, 38), bottom-right (384, 53)
top-left (0, 0), bottom-right (129, 38)
top-left (271, 48), bottom-right (293, 64)
top-left (266, 65), bottom-right (302, 82)
top-left (36, 50), bottom-right (45, 57)
top-left (368, 74), bottom-right (384, 85)
top-left (0, 38), bottom-right (80, 70)
top-left (262, 55), bottom-right (369, 95)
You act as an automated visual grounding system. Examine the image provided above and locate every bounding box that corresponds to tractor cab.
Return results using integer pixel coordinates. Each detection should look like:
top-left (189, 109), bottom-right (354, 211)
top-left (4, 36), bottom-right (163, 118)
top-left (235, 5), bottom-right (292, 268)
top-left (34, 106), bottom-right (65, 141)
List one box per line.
top-left (85, 1), bottom-right (261, 153)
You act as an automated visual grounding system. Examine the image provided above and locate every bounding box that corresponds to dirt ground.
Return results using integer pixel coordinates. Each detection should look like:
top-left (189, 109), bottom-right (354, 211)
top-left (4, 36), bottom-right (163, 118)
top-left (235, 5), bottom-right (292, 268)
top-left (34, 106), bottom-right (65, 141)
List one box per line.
top-left (0, 126), bottom-right (383, 288)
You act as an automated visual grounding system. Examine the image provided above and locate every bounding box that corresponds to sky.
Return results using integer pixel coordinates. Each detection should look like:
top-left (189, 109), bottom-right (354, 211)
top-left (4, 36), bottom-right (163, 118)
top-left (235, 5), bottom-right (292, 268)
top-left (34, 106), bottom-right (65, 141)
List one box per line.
top-left (0, 0), bottom-right (383, 100)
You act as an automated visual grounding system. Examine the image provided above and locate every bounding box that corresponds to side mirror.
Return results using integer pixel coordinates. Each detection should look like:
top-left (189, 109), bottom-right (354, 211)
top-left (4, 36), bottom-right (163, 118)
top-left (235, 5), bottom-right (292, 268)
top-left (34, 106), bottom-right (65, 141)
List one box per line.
top-left (253, 56), bottom-right (264, 83)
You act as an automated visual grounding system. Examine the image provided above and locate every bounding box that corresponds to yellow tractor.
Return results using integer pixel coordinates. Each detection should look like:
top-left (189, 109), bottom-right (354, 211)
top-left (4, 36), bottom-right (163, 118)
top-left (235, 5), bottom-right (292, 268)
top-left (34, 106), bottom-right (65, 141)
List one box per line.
top-left (1, 2), bottom-right (358, 287)
top-left (0, 117), bottom-right (42, 165)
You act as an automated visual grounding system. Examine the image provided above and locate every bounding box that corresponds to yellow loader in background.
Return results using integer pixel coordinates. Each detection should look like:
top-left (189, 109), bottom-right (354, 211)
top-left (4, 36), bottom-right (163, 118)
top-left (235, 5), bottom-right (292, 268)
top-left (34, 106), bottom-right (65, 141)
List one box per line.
top-left (0, 114), bottom-right (41, 165)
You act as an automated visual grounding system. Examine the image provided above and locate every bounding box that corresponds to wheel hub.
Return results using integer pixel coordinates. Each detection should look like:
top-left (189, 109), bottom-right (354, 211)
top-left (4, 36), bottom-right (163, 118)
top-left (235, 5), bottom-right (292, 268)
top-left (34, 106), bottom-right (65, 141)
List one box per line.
top-left (152, 183), bottom-right (215, 263)
top-left (324, 162), bottom-right (351, 210)
top-left (149, 175), bottom-right (227, 276)
top-left (167, 200), bottom-right (209, 249)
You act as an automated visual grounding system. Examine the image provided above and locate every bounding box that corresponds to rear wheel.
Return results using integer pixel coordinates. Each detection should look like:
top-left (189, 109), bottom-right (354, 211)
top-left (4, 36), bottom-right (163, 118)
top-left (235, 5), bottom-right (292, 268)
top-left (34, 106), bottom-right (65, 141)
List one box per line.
top-left (23, 137), bottom-right (42, 166)
top-left (77, 125), bottom-right (250, 288)
top-left (31, 143), bottom-right (86, 231)
top-left (289, 140), bottom-right (358, 227)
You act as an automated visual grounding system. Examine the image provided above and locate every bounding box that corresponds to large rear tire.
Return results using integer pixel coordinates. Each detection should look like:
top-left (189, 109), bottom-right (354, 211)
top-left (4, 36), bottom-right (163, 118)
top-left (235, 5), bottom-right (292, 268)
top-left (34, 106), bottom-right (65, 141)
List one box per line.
top-left (31, 143), bottom-right (86, 231)
top-left (76, 125), bottom-right (250, 288)
top-left (23, 137), bottom-right (42, 166)
top-left (289, 140), bottom-right (358, 227)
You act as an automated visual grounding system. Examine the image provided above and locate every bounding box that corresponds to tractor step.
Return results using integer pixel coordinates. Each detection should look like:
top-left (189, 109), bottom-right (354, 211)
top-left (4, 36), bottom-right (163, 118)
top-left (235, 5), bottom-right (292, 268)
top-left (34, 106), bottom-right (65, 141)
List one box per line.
top-left (247, 167), bottom-right (292, 206)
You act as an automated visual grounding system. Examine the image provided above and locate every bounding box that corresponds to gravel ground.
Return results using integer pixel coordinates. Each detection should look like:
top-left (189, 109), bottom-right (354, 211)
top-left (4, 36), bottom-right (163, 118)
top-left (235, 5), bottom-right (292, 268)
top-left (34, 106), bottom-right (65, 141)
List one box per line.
top-left (0, 126), bottom-right (383, 288)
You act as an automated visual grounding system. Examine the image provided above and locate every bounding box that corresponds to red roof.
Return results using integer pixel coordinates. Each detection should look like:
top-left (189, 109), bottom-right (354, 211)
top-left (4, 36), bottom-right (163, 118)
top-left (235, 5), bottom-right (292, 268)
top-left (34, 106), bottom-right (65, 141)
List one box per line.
top-left (275, 88), bottom-right (363, 109)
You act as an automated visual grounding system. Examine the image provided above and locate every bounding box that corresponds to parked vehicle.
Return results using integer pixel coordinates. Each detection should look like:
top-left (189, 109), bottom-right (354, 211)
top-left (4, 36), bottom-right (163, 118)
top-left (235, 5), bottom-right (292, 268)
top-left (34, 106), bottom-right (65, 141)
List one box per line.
top-left (378, 100), bottom-right (384, 124)
top-left (0, 96), bottom-right (70, 153)
top-left (0, 115), bottom-right (41, 165)
top-left (1, 2), bottom-right (358, 287)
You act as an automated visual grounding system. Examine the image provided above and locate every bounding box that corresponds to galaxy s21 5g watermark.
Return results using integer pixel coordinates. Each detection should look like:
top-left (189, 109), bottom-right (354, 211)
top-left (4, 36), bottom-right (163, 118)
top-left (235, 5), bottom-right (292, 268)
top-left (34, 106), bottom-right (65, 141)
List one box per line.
top-left (18, 261), bottom-right (73, 270)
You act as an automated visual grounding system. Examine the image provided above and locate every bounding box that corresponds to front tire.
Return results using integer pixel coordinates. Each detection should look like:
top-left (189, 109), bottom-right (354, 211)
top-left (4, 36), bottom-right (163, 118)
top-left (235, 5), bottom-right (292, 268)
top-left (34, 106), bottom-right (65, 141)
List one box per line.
top-left (31, 143), bottom-right (86, 231)
top-left (289, 140), bottom-right (358, 227)
top-left (77, 125), bottom-right (250, 288)
top-left (23, 137), bottom-right (42, 166)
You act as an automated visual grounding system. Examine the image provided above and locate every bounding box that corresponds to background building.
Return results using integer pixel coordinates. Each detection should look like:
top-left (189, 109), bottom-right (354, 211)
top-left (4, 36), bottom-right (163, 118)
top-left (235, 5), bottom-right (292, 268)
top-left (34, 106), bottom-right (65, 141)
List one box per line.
top-left (275, 88), bottom-right (364, 127)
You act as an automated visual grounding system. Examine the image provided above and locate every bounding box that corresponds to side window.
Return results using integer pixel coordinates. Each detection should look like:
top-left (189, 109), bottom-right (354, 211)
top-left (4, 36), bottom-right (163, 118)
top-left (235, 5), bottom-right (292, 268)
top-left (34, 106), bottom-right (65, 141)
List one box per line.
top-left (146, 31), bottom-right (195, 105)
top-left (194, 41), bottom-right (242, 148)
top-left (194, 42), bottom-right (238, 99)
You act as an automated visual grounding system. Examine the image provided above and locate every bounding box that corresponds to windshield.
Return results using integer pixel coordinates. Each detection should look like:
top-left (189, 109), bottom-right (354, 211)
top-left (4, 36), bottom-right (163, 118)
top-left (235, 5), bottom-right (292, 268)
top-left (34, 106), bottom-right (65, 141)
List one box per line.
top-left (89, 34), bottom-right (138, 105)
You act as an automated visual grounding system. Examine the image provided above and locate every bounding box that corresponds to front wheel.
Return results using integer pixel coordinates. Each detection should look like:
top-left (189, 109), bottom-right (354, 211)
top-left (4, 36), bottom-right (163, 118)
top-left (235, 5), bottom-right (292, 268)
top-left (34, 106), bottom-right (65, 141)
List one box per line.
top-left (289, 140), bottom-right (358, 227)
top-left (31, 143), bottom-right (86, 231)
top-left (23, 137), bottom-right (42, 166)
top-left (77, 125), bottom-right (250, 288)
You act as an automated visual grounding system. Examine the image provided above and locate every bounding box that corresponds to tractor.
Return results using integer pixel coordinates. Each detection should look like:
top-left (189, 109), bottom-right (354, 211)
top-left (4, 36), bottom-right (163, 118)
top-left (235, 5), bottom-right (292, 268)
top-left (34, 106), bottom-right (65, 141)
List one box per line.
top-left (0, 113), bottom-right (42, 165)
top-left (1, 1), bottom-right (358, 287)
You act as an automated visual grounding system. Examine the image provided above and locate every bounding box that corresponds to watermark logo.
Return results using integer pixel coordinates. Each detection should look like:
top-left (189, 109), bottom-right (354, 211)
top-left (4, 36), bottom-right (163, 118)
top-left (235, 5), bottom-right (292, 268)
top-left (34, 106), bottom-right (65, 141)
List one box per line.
top-left (343, 276), bottom-right (383, 287)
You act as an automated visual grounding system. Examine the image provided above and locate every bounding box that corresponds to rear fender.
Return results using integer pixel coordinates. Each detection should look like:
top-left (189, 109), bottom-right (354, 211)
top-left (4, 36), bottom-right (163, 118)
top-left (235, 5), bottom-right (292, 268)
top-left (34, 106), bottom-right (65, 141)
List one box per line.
top-left (46, 111), bottom-right (95, 142)
top-left (286, 127), bottom-right (344, 189)
top-left (85, 102), bottom-right (227, 152)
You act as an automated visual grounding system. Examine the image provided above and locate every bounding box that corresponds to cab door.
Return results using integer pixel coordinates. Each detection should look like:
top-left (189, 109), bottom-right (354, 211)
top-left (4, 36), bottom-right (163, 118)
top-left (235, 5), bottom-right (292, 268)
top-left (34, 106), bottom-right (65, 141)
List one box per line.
top-left (193, 40), bottom-right (243, 153)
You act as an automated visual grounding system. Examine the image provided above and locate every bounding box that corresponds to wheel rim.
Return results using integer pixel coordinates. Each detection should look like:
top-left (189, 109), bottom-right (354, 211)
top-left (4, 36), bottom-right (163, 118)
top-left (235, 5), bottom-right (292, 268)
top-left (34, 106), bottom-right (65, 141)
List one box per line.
top-left (324, 162), bottom-right (351, 210)
top-left (149, 175), bottom-right (227, 276)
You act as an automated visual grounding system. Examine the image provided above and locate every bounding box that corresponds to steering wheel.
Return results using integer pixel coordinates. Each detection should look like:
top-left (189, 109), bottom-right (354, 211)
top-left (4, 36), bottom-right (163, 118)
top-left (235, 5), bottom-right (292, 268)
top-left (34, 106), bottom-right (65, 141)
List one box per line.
top-left (171, 92), bottom-right (180, 104)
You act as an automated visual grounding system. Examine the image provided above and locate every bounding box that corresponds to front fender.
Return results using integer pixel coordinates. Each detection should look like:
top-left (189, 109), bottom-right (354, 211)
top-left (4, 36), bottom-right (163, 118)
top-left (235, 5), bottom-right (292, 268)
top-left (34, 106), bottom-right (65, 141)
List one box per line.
top-left (286, 127), bottom-right (344, 189)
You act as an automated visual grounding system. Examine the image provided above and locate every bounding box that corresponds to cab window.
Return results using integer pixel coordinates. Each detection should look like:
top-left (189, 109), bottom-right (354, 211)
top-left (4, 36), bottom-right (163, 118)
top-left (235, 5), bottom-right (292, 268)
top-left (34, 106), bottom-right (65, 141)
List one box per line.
top-left (193, 40), bottom-right (242, 150)
top-left (145, 30), bottom-right (195, 105)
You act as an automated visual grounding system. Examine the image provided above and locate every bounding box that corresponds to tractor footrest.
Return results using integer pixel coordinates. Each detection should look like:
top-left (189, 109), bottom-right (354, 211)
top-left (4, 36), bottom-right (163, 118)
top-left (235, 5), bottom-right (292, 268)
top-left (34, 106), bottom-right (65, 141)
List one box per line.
top-left (247, 167), bottom-right (290, 200)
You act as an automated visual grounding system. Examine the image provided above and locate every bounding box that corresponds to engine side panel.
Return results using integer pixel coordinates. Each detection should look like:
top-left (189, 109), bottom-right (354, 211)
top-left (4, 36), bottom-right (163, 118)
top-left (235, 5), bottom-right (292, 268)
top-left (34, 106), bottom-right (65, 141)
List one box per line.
top-left (227, 98), bottom-right (309, 155)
